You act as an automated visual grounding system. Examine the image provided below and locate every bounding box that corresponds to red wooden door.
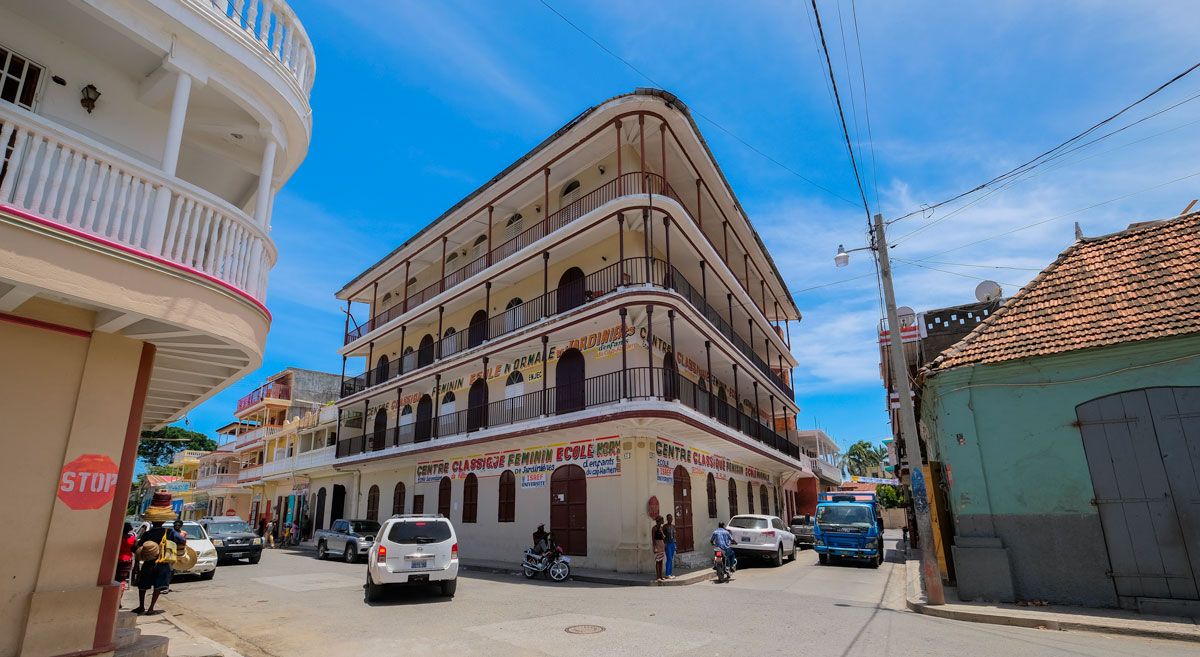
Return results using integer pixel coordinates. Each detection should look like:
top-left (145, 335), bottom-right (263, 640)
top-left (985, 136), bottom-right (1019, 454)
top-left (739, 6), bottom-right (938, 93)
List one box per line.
top-left (551, 464), bottom-right (587, 555)
top-left (672, 465), bottom-right (694, 552)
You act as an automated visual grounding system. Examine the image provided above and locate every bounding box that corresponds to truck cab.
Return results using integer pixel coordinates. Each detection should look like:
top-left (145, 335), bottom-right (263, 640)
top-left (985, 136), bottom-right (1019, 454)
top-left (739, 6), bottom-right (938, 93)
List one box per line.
top-left (813, 493), bottom-right (884, 568)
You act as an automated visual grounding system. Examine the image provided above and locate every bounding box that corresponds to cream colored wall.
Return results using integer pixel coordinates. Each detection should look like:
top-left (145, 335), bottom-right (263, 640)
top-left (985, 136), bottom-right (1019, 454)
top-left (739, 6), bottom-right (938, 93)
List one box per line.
top-left (0, 299), bottom-right (147, 657)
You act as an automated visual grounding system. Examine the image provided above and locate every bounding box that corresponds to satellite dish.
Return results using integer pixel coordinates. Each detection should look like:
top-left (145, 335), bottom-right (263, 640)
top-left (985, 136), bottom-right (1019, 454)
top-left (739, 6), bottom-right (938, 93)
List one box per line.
top-left (896, 306), bottom-right (916, 327)
top-left (975, 280), bottom-right (1003, 302)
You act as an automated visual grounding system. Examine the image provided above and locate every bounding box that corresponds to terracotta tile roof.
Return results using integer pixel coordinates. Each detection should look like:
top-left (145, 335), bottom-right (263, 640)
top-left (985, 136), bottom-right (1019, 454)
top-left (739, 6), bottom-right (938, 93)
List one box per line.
top-left (929, 212), bottom-right (1200, 371)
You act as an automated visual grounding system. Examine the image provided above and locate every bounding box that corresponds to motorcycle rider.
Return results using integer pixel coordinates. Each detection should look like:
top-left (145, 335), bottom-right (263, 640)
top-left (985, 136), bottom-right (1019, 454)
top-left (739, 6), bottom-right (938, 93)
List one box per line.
top-left (532, 523), bottom-right (551, 555)
top-left (710, 521), bottom-right (738, 572)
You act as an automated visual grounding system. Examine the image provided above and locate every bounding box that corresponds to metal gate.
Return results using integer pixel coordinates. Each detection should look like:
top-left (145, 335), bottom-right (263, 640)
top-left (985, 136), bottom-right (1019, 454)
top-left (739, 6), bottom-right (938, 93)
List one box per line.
top-left (1076, 387), bottom-right (1200, 607)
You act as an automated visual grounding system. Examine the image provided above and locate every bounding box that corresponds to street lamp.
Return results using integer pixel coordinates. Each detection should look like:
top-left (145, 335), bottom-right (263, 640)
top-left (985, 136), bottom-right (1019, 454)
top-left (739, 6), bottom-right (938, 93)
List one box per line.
top-left (834, 214), bottom-right (946, 606)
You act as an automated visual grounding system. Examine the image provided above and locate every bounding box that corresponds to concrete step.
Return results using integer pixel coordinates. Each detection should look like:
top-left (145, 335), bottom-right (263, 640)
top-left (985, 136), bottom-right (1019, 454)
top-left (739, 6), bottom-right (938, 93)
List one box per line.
top-left (116, 610), bottom-right (138, 630)
top-left (114, 633), bottom-right (169, 657)
top-left (676, 550), bottom-right (711, 569)
top-left (115, 627), bottom-right (141, 650)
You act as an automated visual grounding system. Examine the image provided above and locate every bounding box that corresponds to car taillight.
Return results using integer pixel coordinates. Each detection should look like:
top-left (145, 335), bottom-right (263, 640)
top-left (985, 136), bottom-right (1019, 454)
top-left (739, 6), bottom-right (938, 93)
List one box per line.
top-left (377, 544), bottom-right (387, 559)
top-left (763, 531), bottom-right (775, 537)
top-left (451, 543), bottom-right (458, 559)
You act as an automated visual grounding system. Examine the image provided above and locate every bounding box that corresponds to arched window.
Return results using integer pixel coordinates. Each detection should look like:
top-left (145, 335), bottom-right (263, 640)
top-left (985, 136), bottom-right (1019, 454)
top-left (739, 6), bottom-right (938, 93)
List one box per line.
top-left (555, 348), bottom-right (585, 414)
top-left (504, 371), bottom-right (525, 419)
top-left (747, 481), bottom-right (755, 514)
top-left (662, 351), bottom-right (679, 401)
top-left (418, 334), bottom-right (435, 367)
top-left (467, 378), bottom-right (488, 431)
top-left (462, 473), bottom-right (478, 523)
top-left (706, 473), bottom-right (717, 519)
top-left (472, 234), bottom-right (488, 260)
top-left (760, 485), bottom-right (769, 516)
top-left (445, 251), bottom-right (460, 273)
top-left (468, 309), bottom-right (488, 347)
top-left (399, 404), bottom-right (413, 425)
top-left (366, 484), bottom-right (380, 521)
top-left (441, 391), bottom-right (456, 416)
top-left (504, 297), bottom-right (523, 333)
top-left (498, 470), bottom-right (516, 522)
top-left (392, 482), bottom-right (406, 516)
top-left (442, 326), bottom-right (458, 357)
top-left (556, 266), bottom-right (586, 313)
top-left (728, 478), bottom-right (738, 516)
top-left (560, 180), bottom-right (581, 199)
top-left (415, 394), bottom-right (433, 442)
top-left (437, 476), bottom-right (451, 518)
top-left (505, 213), bottom-right (523, 240)
top-left (374, 354), bottom-right (389, 385)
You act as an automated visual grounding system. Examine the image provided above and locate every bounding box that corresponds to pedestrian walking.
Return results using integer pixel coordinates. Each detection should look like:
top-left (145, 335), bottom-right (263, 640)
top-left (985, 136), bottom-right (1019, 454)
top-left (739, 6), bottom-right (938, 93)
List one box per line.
top-left (652, 515), bottom-right (666, 582)
top-left (663, 514), bottom-right (677, 579)
top-left (265, 519), bottom-right (276, 548)
top-left (132, 491), bottom-right (185, 615)
top-left (115, 523), bottom-right (136, 605)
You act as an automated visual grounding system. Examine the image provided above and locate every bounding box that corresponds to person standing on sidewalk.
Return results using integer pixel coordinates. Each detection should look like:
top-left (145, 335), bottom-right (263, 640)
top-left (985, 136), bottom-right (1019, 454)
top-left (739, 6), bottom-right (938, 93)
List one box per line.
top-left (265, 519), bottom-right (276, 548)
top-left (652, 516), bottom-right (666, 582)
top-left (663, 514), bottom-right (677, 579)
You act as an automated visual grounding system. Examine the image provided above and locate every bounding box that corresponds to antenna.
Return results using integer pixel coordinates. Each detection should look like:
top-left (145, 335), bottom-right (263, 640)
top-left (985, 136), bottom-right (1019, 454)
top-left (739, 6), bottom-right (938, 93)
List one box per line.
top-left (975, 280), bottom-right (1003, 302)
top-left (896, 306), bottom-right (916, 327)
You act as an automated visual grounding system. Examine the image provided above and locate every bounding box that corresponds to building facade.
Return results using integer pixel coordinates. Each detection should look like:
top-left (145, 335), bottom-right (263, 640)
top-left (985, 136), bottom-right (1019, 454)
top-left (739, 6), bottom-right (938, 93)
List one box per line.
top-left (919, 214), bottom-right (1200, 616)
top-left (326, 90), bottom-right (817, 574)
top-left (0, 1), bottom-right (315, 654)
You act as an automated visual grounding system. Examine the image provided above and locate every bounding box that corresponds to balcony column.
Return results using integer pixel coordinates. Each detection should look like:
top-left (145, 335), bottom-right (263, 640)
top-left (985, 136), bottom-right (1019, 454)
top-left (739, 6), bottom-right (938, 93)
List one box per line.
top-left (753, 381), bottom-right (761, 438)
top-left (642, 209), bottom-right (651, 283)
top-left (436, 306), bottom-right (444, 359)
top-left (403, 261), bottom-right (411, 311)
top-left (371, 282), bottom-right (379, 331)
top-left (481, 356), bottom-right (489, 429)
top-left (696, 178), bottom-right (702, 231)
top-left (339, 355), bottom-right (347, 396)
top-left (700, 261), bottom-right (707, 305)
top-left (666, 310), bottom-right (676, 401)
top-left (645, 305), bottom-right (655, 398)
top-left (748, 318), bottom-right (755, 361)
top-left (440, 237), bottom-right (448, 292)
top-left (617, 213), bottom-right (625, 283)
top-left (362, 399), bottom-right (369, 453)
top-left (487, 206), bottom-right (494, 266)
top-left (342, 299), bottom-right (350, 343)
top-left (145, 71), bottom-right (193, 254)
top-left (541, 336), bottom-right (549, 416)
top-left (744, 254), bottom-right (751, 299)
top-left (433, 375), bottom-right (441, 438)
top-left (542, 252), bottom-right (550, 318)
top-left (727, 293), bottom-right (734, 332)
top-left (398, 326), bottom-right (407, 375)
top-left (484, 282), bottom-right (492, 338)
top-left (722, 221), bottom-right (729, 263)
top-left (619, 307), bottom-right (629, 399)
top-left (254, 136), bottom-right (278, 228)
top-left (663, 216), bottom-right (673, 290)
top-left (367, 342), bottom-right (375, 386)
top-left (394, 388), bottom-right (403, 446)
top-left (639, 114), bottom-right (645, 181)
top-left (543, 168), bottom-right (550, 222)
top-left (615, 119), bottom-right (623, 194)
top-left (785, 316), bottom-right (792, 349)
top-left (660, 121), bottom-right (667, 182)
top-left (760, 279), bottom-right (768, 319)
top-left (704, 340), bottom-right (714, 417)
top-left (765, 335), bottom-right (771, 378)
top-left (769, 394), bottom-right (777, 437)
top-left (732, 363), bottom-right (740, 417)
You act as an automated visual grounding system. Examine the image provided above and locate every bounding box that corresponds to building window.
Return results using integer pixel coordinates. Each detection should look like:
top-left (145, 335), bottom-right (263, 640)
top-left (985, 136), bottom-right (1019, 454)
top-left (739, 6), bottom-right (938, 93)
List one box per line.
top-left (498, 470), bottom-right (516, 522)
top-left (441, 391), bottom-right (456, 416)
top-left (746, 481), bottom-right (754, 514)
top-left (0, 46), bottom-right (43, 110)
top-left (505, 213), bottom-right (523, 240)
top-left (706, 473), bottom-right (717, 519)
top-left (392, 482), bottom-right (405, 516)
top-left (472, 234), bottom-right (488, 260)
top-left (760, 485), bottom-right (769, 516)
top-left (366, 485), bottom-right (380, 521)
top-left (462, 473), bottom-right (478, 523)
top-left (437, 476), bottom-right (451, 518)
top-left (728, 478), bottom-right (738, 515)
top-left (504, 298), bottom-right (523, 333)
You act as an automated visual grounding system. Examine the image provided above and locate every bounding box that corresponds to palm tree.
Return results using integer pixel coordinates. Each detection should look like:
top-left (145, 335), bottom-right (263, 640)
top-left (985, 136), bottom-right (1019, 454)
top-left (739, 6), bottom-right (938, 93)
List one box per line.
top-left (839, 441), bottom-right (887, 478)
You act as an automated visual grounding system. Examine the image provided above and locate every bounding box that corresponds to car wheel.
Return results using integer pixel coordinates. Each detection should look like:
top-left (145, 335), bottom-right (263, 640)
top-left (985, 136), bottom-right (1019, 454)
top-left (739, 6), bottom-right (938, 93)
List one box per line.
top-left (344, 545), bottom-right (357, 564)
top-left (872, 544), bottom-right (884, 569)
top-left (249, 553), bottom-right (261, 565)
top-left (773, 545), bottom-right (784, 567)
top-left (818, 552), bottom-right (829, 565)
top-left (441, 579), bottom-right (457, 597)
top-left (789, 542), bottom-right (797, 562)
top-left (200, 570), bottom-right (215, 581)
top-left (365, 573), bottom-right (385, 602)
top-left (317, 542), bottom-right (327, 560)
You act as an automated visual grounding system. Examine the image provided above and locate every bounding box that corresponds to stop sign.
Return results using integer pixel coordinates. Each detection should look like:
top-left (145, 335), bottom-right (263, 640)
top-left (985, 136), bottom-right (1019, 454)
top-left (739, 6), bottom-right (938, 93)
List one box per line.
top-left (58, 454), bottom-right (120, 510)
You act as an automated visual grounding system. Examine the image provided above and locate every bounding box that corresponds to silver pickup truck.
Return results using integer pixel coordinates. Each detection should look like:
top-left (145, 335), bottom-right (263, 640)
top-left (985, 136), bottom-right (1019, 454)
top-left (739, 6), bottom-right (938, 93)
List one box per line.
top-left (315, 519), bottom-right (381, 563)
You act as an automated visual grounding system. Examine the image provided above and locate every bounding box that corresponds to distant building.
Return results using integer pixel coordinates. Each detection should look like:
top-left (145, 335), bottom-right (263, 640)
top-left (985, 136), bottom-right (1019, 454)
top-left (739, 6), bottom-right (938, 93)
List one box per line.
top-left (919, 213), bottom-right (1200, 615)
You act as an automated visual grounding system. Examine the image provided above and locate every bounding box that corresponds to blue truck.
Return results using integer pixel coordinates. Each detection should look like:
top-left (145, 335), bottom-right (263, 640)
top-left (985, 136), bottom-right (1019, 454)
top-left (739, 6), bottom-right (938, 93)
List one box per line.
top-left (813, 492), bottom-right (885, 568)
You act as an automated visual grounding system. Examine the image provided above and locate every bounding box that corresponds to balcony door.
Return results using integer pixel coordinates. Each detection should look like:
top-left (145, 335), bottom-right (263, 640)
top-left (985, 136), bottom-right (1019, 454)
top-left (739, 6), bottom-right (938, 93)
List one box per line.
top-left (555, 348), bottom-right (585, 415)
top-left (673, 465), bottom-right (694, 552)
top-left (551, 464), bottom-right (587, 556)
top-left (468, 309), bottom-right (488, 348)
top-left (662, 351), bottom-right (679, 401)
top-left (467, 378), bottom-right (488, 432)
top-left (415, 394), bottom-right (433, 442)
top-left (418, 334), bottom-right (435, 367)
top-left (372, 409), bottom-right (387, 450)
top-left (556, 267), bottom-right (586, 313)
top-left (374, 355), bottom-right (389, 386)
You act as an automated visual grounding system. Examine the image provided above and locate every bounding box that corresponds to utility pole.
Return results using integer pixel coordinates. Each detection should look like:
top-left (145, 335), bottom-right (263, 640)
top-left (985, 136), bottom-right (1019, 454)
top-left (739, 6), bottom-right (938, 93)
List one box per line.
top-left (873, 213), bottom-right (945, 605)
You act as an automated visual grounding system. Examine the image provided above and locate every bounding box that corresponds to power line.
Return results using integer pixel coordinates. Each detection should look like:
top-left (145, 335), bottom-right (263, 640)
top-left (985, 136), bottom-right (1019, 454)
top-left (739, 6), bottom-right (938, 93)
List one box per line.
top-left (893, 260), bottom-right (1021, 288)
top-left (810, 0), bottom-right (871, 221)
top-left (893, 258), bottom-right (1042, 272)
top-left (887, 59), bottom-right (1200, 225)
top-left (850, 0), bottom-right (880, 212)
top-left (536, 0), bottom-right (859, 208)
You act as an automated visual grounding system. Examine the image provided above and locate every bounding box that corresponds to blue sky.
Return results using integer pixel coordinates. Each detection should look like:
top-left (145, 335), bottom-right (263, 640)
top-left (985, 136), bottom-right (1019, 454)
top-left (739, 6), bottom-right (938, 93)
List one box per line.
top-left (172, 0), bottom-right (1200, 457)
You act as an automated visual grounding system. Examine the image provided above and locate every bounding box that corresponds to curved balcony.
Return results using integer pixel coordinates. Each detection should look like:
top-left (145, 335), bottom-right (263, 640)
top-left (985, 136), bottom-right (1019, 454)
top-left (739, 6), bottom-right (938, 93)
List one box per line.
top-left (0, 104), bottom-right (274, 302)
top-left (341, 257), bottom-right (794, 401)
top-left (195, 0), bottom-right (316, 97)
top-left (337, 367), bottom-right (801, 462)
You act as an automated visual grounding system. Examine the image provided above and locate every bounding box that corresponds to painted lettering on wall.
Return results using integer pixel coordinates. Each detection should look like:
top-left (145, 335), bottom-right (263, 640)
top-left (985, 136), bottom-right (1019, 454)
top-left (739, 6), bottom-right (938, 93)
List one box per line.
top-left (654, 438), bottom-right (773, 484)
top-left (416, 436), bottom-right (622, 483)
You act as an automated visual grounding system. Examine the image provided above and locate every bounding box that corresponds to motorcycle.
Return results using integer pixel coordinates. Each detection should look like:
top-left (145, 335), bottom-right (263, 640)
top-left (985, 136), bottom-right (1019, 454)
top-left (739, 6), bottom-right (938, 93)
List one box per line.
top-left (522, 544), bottom-right (571, 582)
top-left (713, 548), bottom-right (736, 583)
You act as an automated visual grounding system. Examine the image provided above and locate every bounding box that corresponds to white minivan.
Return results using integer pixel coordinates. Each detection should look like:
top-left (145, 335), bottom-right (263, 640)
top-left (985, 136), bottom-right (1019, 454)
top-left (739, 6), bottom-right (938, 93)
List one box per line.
top-left (366, 514), bottom-right (459, 601)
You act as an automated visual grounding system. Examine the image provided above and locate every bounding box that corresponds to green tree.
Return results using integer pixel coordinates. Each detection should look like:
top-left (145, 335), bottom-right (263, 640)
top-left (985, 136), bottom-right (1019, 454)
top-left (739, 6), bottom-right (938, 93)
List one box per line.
top-left (137, 426), bottom-right (215, 468)
top-left (875, 484), bottom-right (905, 508)
top-left (839, 440), bottom-right (888, 478)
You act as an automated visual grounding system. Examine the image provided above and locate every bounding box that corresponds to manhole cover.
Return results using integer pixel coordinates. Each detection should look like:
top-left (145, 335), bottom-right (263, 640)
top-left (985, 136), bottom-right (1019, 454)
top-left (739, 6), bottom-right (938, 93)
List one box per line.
top-left (565, 625), bottom-right (606, 635)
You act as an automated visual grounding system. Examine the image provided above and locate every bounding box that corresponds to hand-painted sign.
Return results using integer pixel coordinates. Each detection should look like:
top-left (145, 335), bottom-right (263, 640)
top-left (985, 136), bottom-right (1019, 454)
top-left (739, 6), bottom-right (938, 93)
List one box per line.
top-left (58, 454), bottom-right (120, 510)
top-left (165, 481), bottom-right (191, 493)
top-left (416, 436), bottom-right (622, 484)
top-left (851, 476), bottom-right (900, 485)
top-left (654, 438), bottom-right (773, 484)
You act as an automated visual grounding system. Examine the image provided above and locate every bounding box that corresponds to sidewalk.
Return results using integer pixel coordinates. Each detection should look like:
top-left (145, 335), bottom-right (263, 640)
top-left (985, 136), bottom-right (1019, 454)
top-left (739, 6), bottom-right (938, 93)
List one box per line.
top-left (461, 557), bottom-right (714, 586)
top-left (122, 588), bottom-right (245, 657)
top-left (903, 552), bottom-right (1200, 643)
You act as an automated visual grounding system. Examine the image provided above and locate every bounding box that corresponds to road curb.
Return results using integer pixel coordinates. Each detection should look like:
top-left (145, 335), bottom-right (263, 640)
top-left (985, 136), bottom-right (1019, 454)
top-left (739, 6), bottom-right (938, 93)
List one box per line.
top-left (904, 557), bottom-right (1200, 643)
top-left (460, 562), bottom-right (714, 587)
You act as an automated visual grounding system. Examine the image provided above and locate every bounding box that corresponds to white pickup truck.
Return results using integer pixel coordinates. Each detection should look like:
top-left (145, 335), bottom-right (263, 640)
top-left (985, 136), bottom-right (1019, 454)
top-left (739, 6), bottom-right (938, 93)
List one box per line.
top-left (315, 519), bottom-right (381, 563)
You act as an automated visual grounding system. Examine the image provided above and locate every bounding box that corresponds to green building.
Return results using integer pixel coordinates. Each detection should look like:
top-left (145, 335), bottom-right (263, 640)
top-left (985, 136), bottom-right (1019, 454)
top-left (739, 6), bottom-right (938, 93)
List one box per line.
top-left (918, 213), bottom-right (1199, 617)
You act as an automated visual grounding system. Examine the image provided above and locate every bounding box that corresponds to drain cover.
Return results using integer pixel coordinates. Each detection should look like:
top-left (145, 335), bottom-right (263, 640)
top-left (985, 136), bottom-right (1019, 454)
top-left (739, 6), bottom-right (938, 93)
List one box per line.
top-left (565, 625), bottom-right (606, 635)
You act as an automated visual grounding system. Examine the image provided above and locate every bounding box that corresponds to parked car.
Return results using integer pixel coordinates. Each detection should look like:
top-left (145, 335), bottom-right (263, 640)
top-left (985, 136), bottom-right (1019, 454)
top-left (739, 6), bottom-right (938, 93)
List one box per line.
top-left (199, 517), bottom-right (263, 564)
top-left (177, 521), bottom-right (218, 579)
top-left (813, 492), bottom-right (884, 568)
top-left (727, 514), bottom-right (797, 566)
top-left (316, 519), bottom-right (381, 563)
top-left (789, 514), bottom-right (816, 549)
top-left (366, 514), bottom-right (458, 601)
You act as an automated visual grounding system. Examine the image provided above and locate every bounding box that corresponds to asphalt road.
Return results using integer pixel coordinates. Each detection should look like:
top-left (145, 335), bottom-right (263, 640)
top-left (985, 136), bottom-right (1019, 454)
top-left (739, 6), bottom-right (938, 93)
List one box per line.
top-left (153, 535), bottom-right (1191, 657)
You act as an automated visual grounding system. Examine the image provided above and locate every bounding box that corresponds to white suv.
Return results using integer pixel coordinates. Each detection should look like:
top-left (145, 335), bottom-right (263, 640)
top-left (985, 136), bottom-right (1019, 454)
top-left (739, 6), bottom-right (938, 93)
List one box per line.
top-left (728, 514), bottom-right (797, 566)
top-left (366, 514), bottom-right (459, 601)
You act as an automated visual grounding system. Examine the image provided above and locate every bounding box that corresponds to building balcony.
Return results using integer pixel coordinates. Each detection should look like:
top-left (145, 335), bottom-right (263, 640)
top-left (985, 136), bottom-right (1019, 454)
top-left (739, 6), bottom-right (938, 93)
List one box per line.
top-left (237, 465), bottom-right (262, 482)
top-left (341, 256), bottom-right (794, 401)
top-left (0, 103), bottom-right (274, 301)
top-left (170, 449), bottom-right (208, 466)
top-left (234, 424), bottom-right (282, 448)
top-left (236, 380), bottom-right (292, 413)
top-left (295, 445), bottom-right (335, 470)
top-left (336, 366), bottom-right (801, 463)
top-left (191, 0), bottom-right (316, 99)
top-left (196, 473), bottom-right (240, 489)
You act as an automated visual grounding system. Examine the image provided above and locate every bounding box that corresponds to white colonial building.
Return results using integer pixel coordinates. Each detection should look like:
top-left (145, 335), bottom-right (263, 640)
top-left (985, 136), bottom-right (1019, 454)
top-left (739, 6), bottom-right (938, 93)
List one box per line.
top-left (0, 1), bottom-right (315, 655)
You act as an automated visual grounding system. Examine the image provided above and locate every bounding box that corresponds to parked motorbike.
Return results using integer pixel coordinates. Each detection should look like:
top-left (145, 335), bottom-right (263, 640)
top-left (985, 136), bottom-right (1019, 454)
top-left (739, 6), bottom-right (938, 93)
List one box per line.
top-left (713, 548), bottom-right (735, 583)
top-left (522, 544), bottom-right (571, 582)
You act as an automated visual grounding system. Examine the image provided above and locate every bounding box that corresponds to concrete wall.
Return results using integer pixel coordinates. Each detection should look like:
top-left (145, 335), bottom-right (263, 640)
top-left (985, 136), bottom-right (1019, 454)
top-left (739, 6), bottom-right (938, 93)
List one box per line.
top-left (921, 335), bottom-right (1200, 606)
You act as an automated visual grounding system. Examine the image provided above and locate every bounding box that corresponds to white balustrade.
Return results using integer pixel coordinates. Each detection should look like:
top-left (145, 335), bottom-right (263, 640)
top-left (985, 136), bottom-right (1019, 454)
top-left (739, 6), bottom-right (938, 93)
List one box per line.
top-left (0, 105), bottom-right (274, 302)
top-left (295, 445), bottom-right (334, 470)
top-left (198, 473), bottom-right (240, 488)
top-left (238, 465), bottom-right (263, 481)
top-left (201, 0), bottom-right (315, 95)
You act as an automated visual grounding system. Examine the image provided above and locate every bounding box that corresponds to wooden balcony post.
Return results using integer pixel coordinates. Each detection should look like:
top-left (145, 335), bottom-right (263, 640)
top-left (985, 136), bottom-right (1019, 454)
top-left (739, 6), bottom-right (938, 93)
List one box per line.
top-left (704, 340), bottom-right (714, 417)
top-left (642, 209), bottom-right (651, 283)
top-left (769, 394), bottom-right (777, 439)
top-left (722, 221), bottom-right (729, 263)
top-left (617, 213), bottom-right (625, 284)
top-left (542, 251), bottom-right (550, 318)
top-left (371, 282), bottom-right (378, 330)
top-left (638, 114), bottom-right (646, 185)
top-left (403, 261), bottom-right (411, 312)
top-left (667, 309), bottom-right (676, 400)
top-left (663, 215), bottom-right (673, 290)
top-left (342, 299), bottom-right (351, 342)
top-left (727, 293), bottom-right (734, 331)
top-left (541, 336), bottom-right (549, 416)
top-left (696, 178), bottom-right (702, 232)
top-left (436, 306), bottom-right (444, 359)
top-left (753, 381), bottom-right (761, 436)
top-left (615, 119), bottom-right (623, 195)
top-left (362, 398), bottom-right (369, 452)
top-left (619, 307), bottom-right (629, 399)
top-left (367, 342), bottom-right (374, 387)
top-left (433, 374), bottom-right (441, 439)
top-left (543, 168), bottom-right (550, 225)
top-left (760, 278), bottom-right (767, 318)
top-left (484, 282), bottom-right (492, 337)
top-left (394, 387), bottom-right (402, 446)
top-left (700, 260), bottom-right (707, 305)
top-left (732, 363), bottom-right (740, 415)
top-left (645, 305), bottom-right (655, 398)
top-left (398, 326), bottom-right (407, 375)
top-left (339, 355), bottom-right (346, 397)
top-left (440, 236), bottom-right (448, 293)
top-left (660, 121), bottom-right (667, 182)
top-left (481, 356), bottom-right (489, 429)
top-left (487, 205), bottom-right (494, 266)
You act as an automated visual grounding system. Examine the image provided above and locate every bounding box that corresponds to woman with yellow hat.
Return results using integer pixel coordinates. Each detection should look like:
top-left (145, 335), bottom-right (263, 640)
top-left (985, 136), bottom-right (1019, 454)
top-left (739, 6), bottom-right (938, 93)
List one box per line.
top-left (132, 490), bottom-right (186, 615)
